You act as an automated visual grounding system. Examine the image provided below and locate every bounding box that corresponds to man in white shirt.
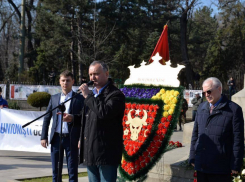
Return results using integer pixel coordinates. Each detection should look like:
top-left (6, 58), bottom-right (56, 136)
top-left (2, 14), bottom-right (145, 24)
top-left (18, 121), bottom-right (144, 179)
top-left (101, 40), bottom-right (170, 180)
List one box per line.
top-left (41, 70), bottom-right (84, 182)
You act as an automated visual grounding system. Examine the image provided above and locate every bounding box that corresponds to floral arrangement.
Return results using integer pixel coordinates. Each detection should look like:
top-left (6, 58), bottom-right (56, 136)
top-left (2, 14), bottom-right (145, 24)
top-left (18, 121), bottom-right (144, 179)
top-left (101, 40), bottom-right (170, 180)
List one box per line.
top-left (119, 84), bottom-right (184, 181)
top-left (168, 141), bottom-right (182, 148)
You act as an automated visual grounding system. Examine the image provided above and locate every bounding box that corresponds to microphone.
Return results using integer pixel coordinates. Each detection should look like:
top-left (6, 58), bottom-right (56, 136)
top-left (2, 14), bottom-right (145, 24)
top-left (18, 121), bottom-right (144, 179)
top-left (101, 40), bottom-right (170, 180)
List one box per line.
top-left (77, 81), bottom-right (94, 93)
top-left (86, 80), bottom-right (94, 86)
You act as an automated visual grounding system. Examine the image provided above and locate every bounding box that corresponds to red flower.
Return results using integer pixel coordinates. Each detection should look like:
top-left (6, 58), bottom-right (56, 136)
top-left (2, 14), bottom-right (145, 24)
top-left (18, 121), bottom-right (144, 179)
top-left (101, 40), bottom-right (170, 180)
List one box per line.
top-left (154, 135), bottom-right (160, 141)
top-left (145, 157), bottom-right (150, 163)
top-left (193, 171), bottom-right (197, 177)
top-left (123, 140), bottom-right (128, 145)
top-left (131, 103), bottom-right (136, 109)
top-left (139, 105), bottom-right (144, 110)
top-left (139, 156), bottom-right (144, 161)
top-left (135, 160), bottom-right (140, 166)
top-left (161, 129), bottom-right (167, 134)
top-left (149, 105), bottom-right (154, 111)
top-left (128, 168), bottom-right (133, 175)
top-left (152, 147), bottom-right (158, 154)
top-left (144, 104), bottom-right (149, 110)
top-left (139, 111), bottom-right (144, 118)
top-left (140, 161), bottom-right (146, 168)
top-left (161, 117), bottom-right (167, 123)
top-left (147, 125), bottom-right (152, 131)
top-left (193, 179), bottom-right (197, 182)
top-left (148, 118), bottom-right (154, 124)
top-left (151, 112), bottom-right (157, 118)
top-left (126, 103), bottom-right (131, 109)
top-left (144, 130), bottom-right (150, 137)
top-left (169, 141), bottom-right (174, 145)
top-left (136, 165), bottom-right (141, 172)
top-left (167, 115), bottom-right (172, 121)
top-left (154, 105), bottom-right (159, 111)
top-left (164, 121), bottom-right (170, 128)
top-left (143, 151), bottom-right (149, 158)
top-left (149, 152), bottom-right (155, 157)
top-left (156, 141), bottom-right (161, 148)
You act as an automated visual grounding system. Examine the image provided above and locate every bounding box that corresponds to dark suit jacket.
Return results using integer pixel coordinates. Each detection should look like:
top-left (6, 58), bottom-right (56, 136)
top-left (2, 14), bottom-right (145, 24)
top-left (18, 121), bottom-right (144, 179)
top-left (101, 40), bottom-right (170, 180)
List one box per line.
top-left (41, 91), bottom-right (84, 145)
top-left (189, 95), bottom-right (244, 174)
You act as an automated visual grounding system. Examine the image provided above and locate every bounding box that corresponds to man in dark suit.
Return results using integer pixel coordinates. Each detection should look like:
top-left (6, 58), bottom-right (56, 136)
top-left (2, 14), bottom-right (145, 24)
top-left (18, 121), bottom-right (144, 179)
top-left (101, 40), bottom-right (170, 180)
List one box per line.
top-left (189, 77), bottom-right (244, 182)
top-left (41, 70), bottom-right (84, 182)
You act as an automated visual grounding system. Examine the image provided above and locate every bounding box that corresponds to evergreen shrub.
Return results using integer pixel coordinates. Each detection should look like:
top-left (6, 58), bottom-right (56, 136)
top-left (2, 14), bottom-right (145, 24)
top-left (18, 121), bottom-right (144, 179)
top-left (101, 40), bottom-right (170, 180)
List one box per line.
top-left (27, 92), bottom-right (50, 111)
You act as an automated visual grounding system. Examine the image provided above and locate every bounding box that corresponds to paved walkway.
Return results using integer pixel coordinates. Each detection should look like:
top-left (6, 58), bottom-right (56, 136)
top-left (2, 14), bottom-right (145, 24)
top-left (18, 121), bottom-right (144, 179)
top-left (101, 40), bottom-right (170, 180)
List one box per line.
top-left (0, 129), bottom-right (186, 182)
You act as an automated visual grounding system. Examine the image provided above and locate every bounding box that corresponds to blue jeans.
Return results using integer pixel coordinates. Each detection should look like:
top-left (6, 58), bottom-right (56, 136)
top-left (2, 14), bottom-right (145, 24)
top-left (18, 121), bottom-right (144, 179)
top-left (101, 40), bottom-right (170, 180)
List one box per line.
top-left (51, 133), bottom-right (78, 182)
top-left (87, 165), bottom-right (118, 182)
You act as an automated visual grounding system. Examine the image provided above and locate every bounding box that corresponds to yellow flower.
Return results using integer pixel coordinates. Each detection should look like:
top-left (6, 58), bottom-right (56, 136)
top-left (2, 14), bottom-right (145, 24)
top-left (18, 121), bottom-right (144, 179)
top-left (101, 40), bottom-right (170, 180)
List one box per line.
top-left (152, 96), bottom-right (157, 100)
top-left (170, 90), bottom-right (175, 95)
top-left (164, 98), bottom-right (170, 104)
top-left (169, 95), bottom-right (174, 100)
top-left (156, 93), bottom-right (161, 98)
top-left (164, 105), bottom-right (170, 111)
top-left (168, 109), bottom-right (174, 115)
top-left (160, 89), bottom-right (165, 94)
top-left (174, 91), bottom-right (179, 96)
top-left (170, 104), bottom-right (176, 110)
top-left (166, 90), bottom-right (170, 95)
top-left (171, 98), bottom-right (178, 104)
top-left (163, 111), bottom-right (169, 117)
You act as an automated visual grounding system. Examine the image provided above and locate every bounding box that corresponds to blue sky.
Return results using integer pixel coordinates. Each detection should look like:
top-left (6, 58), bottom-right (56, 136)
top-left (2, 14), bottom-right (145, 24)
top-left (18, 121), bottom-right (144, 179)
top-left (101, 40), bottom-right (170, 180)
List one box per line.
top-left (198, 0), bottom-right (219, 16)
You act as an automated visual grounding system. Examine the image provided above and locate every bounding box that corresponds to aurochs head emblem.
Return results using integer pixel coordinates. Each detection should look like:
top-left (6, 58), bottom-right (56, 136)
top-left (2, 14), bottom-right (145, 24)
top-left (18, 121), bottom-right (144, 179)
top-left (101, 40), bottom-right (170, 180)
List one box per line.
top-left (126, 109), bottom-right (148, 141)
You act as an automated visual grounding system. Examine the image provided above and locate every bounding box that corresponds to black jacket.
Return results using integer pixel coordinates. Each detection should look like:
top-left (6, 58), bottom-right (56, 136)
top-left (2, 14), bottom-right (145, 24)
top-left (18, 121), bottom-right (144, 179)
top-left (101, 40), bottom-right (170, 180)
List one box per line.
top-left (77, 79), bottom-right (125, 165)
top-left (189, 95), bottom-right (244, 174)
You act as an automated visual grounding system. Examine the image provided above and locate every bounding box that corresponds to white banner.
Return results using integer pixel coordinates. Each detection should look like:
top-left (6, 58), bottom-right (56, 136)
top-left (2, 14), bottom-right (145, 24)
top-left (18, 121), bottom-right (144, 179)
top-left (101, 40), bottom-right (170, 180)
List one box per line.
top-left (0, 108), bottom-right (52, 153)
top-left (0, 84), bottom-right (6, 98)
top-left (9, 85), bottom-right (80, 100)
top-left (184, 90), bottom-right (203, 107)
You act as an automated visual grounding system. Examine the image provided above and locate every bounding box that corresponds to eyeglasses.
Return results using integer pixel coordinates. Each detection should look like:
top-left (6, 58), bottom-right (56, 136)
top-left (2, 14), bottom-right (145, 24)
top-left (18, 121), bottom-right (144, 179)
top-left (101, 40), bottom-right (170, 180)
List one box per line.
top-left (202, 90), bottom-right (212, 95)
top-left (202, 86), bottom-right (219, 95)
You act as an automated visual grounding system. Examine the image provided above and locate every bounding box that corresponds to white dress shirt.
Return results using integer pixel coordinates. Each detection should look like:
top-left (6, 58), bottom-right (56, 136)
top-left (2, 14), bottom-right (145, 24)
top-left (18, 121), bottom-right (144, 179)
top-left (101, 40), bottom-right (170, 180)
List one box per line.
top-left (55, 91), bottom-right (72, 133)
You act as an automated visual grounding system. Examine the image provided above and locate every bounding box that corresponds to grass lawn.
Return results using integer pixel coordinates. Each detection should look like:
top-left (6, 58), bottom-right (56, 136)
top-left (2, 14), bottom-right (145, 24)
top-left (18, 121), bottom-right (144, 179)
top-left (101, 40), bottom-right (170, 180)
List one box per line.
top-left (18, 172), bottom-right (88, 182)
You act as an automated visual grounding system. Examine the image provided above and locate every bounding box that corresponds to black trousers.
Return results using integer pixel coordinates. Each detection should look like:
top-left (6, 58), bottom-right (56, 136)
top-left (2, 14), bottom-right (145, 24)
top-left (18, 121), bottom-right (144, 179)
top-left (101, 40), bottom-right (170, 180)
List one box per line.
top-left (197, 171), bottom-right (231, 182)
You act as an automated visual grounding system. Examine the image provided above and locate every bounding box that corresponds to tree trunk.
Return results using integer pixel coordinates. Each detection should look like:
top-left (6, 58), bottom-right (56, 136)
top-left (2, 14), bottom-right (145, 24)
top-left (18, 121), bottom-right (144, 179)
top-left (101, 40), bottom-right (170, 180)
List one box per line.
top-left (180, 11), bottom-right (193, 87)
top-left (70, 13), bottom-right (76, 84)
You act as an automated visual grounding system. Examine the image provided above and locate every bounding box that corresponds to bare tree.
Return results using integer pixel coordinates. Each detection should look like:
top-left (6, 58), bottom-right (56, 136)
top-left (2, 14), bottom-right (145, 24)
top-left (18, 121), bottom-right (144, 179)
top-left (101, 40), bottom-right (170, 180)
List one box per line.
top-left (178, 0), bottom-right (198, 86)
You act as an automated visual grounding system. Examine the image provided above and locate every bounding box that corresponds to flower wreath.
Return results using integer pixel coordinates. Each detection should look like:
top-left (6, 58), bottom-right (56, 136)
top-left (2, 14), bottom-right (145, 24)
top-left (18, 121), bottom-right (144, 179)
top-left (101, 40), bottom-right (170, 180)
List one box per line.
top-left (119, 84), bottom-right (184, 181)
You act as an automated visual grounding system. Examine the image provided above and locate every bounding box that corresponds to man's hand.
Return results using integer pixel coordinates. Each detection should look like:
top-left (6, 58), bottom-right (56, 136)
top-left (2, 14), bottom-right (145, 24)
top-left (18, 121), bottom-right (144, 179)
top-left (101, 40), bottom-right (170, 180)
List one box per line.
top-left (232, 170), bottom-right (238, 174)
top-left (0, 105), bottom-right (3, 109)
top-left (191, 163), bottom-right (195, 167)
top-left (79, 83), bottom-right (90, 98)
top-left (57, 113), bottom-right (73, 122)
top-left (41, 139), bottom-right (48, 148)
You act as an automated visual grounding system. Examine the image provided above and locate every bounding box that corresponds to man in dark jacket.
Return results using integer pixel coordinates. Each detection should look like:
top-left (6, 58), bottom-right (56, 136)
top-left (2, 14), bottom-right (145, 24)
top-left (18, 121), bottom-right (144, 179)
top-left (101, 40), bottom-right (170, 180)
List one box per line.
top-left (189, 77), bottom-right (244, 182)
top-left (76, 61), bottom-right (125, 182)
top-left (227, 76), bottom-right (236, 100)
top-left (191, 92), bottom-right (202, 121)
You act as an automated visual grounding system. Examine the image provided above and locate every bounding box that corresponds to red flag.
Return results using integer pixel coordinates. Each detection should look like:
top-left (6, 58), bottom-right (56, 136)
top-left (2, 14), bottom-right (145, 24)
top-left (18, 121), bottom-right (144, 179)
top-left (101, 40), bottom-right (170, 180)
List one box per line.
top-left (149, 25), bottom-right (169, 65)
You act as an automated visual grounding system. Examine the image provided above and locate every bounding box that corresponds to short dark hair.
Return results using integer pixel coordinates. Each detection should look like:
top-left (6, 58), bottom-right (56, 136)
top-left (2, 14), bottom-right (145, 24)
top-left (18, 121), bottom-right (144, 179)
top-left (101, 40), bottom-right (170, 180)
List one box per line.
top-left (90, 61), bottom-right (109, 72)
top-left (60, 70), bottom-right (74, 79)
